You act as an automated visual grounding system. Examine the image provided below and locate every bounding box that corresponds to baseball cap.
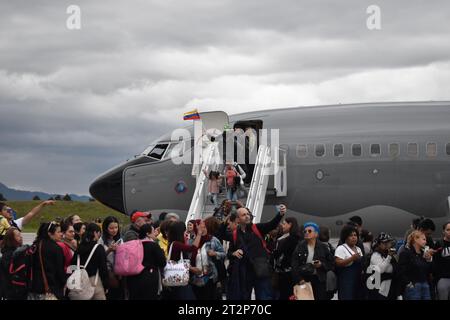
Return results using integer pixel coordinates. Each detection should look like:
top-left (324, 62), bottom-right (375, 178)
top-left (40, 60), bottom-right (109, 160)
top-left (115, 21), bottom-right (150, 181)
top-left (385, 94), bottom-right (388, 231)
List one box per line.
top-left (131, 211), bottom-right (151, 223)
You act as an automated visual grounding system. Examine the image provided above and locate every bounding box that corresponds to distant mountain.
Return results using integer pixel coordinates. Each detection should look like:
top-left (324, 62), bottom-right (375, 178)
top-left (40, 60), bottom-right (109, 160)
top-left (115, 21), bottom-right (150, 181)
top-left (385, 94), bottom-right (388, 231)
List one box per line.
top-left (0, 182), bottom-right (91, 202)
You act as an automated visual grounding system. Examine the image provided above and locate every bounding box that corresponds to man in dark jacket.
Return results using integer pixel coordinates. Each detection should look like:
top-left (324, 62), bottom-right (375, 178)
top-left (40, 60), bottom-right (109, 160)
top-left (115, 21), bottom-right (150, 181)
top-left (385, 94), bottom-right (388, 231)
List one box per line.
top-left (228, 204), bottom-right (286, 300)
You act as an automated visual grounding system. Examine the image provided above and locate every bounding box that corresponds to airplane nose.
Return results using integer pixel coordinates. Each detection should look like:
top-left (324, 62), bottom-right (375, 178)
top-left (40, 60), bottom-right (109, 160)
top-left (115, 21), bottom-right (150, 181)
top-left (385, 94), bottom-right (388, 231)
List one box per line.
top-left (89, 168), bottom-right (125, 214)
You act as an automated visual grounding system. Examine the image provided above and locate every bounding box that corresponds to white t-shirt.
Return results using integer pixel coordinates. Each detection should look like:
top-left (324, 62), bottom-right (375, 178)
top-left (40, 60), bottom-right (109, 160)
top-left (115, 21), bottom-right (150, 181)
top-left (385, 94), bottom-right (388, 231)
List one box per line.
top-left (335, 244), bottom-right (363, 266)
top-left (12, 217), bottom-right (24, 231)
top-left (306, 244), bottom-right (315, 264)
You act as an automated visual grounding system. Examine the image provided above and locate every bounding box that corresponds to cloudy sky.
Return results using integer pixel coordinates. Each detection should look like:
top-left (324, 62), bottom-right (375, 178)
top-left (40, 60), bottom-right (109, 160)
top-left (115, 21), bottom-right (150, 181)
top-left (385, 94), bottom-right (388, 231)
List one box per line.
top-left (1, 0), bottom-right (450, 196)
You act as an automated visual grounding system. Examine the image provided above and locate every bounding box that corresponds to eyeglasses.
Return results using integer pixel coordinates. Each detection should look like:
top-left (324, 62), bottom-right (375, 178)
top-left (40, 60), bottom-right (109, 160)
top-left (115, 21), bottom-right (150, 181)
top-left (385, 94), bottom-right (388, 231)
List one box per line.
top-left (304, 229), bottom-right (314, 234)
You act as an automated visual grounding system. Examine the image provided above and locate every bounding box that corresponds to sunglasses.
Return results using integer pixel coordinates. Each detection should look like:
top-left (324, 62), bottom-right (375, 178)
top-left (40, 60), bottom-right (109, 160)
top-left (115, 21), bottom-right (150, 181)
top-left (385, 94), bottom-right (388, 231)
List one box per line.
top-left (47, 221), bottom-right (59, 231)
top-left (304, 229), bottom-right (315, 234)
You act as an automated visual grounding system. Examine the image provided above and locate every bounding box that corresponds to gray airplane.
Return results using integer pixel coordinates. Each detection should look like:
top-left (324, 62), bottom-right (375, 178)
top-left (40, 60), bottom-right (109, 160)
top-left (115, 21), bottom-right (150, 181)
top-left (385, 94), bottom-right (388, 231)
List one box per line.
top-left (89, 101), bottom-right (450, 238)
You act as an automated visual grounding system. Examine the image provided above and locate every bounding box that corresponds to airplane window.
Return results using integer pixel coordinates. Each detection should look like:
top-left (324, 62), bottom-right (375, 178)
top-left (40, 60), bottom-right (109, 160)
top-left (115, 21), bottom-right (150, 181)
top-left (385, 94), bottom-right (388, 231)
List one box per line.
top-left (315, 144), bottom-right (325, 157)
top-left (447, 143), bottom-right (450, 156)
top-left (296, 144), bottom-right (308, 158)
top-left (142, 144), bottom-right (156, 156)
top-left (334, 144), bottom-right (343, 157)
top-left (426, 143), bottom-right (437, 157)
top-left (389, 143), bottom-right (399, 157)
top-left (370, 144), bottom-right (381, 156)
top-left (352, 144), bottom-right (362, 157)
top-left (147, 143), bottom-right (169, 160)
top-left (407, 143), bottom-right (418, 157)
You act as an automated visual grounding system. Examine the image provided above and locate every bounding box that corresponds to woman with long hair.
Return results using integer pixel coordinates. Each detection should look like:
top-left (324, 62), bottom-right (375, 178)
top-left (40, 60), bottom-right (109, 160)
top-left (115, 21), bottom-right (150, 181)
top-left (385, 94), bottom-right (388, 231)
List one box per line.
top-left (191, 218), bottom-right (226, 300)
top-left (70, 223), bottom-right (108, 300)
top-left (185, 220), bottom-right (198, 245)
top-left (29, 222), bottom-right (65, 300)
top-left (99, 216), bottom-right (123, 300)
top-left (272, 217), bottom-right (301, 300)
top-left (57, 221), bottom-right (77, 273)
top-left (164, 220), bottom-right (203, 300)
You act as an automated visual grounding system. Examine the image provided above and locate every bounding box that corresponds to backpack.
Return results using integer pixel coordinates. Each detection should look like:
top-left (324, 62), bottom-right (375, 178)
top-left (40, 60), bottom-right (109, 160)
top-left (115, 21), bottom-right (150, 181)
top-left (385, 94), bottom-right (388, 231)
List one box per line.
top-left (114, 239), bottom-right (145, 276)
top-left (7, 245), bottom-right (35, 300)
top-left (66, 244), bottom-right (100, 300)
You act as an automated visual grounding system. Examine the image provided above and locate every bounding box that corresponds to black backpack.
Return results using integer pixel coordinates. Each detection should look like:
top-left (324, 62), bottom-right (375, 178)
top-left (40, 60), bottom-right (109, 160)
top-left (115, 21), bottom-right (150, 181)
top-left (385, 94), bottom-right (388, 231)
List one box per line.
top-left (7, 245), bottom-right (35, 300)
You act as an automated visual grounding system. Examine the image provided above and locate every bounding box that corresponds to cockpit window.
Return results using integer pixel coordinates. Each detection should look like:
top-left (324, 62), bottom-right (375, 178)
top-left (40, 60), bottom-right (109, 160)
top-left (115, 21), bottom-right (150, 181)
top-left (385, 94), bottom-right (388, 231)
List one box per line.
top-left (163, 142), bottom-right (184, 159)
top-left (147, 144), bottom-right (169, 160)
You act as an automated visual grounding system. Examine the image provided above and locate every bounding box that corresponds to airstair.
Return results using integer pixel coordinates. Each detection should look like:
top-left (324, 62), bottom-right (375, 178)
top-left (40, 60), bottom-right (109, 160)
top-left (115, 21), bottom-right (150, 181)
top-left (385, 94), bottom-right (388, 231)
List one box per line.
top-left (184, 110), bottom-right (287, 224)
top-left (185, 142), bottom-right (287, 224)
top-left (186, 142), bottom-right (222, 222)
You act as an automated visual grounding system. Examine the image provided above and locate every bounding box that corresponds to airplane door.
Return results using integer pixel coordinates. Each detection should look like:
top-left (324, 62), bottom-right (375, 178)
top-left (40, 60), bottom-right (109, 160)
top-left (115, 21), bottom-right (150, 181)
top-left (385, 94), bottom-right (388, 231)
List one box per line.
top-left (274, 145), bottom-right (288, 197)
top-left (199, 111), bottom-right (229, 134)
top-left (192, 111), bottom-right (229, 177)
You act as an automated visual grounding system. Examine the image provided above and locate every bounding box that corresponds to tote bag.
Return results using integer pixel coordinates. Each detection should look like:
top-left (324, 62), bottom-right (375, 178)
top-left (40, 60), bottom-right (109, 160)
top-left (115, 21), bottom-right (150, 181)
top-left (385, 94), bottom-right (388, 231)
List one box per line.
top-left (162, 243), bottom-right (191, 287)
top-left (293, 281), bottom-right (315, 300)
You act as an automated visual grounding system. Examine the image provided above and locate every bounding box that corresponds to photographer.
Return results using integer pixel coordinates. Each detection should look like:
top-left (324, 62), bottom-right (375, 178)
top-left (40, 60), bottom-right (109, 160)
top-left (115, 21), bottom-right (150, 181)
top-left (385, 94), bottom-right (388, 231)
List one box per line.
top-left (227, 204), bottom-right (286, 300)
top-left (291, 222), bottom-right (334, 300)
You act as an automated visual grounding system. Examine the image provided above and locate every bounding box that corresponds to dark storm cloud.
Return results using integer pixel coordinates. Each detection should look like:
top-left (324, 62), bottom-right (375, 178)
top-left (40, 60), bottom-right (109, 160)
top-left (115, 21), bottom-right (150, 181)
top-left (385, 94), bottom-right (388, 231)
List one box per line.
top-left (1, 0), bottom-right (450, 194)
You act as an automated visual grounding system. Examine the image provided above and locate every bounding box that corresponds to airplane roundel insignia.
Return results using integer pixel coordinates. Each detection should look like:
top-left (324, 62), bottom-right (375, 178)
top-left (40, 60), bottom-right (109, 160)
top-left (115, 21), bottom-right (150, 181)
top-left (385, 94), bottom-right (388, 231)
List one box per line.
top-left (175, 180), bottom-right (188, 194)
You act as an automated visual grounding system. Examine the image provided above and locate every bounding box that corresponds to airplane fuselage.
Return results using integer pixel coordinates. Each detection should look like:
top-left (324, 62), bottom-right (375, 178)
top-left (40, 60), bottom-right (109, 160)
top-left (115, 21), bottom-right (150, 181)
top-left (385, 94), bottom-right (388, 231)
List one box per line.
top-left (90, 102), bottom-right (450, 238)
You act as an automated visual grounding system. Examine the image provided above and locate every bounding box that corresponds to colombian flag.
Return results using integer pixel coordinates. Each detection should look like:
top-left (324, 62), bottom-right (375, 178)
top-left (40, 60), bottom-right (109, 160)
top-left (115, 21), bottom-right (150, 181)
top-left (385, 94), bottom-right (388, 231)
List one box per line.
top-left (183, 109), bottom-right (201, 120)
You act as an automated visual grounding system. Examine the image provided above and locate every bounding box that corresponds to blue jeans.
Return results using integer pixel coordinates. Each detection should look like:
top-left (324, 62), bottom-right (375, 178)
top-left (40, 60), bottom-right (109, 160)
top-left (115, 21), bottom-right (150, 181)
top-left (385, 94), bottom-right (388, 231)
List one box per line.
top-left (244, 274), bottom-right (273, 300)
top-left (227, 188), bottom-right (238, 201)
top-left (164, 285), bottom-right (196, 300)
top-left (254, 277), bottom-right (273, 300)
top-left (404, 282), bottom-right (431, 300)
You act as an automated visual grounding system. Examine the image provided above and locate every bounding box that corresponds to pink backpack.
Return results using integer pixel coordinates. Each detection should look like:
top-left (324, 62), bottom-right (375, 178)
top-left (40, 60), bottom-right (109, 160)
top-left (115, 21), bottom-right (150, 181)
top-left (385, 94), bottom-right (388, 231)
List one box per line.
top-left (114, 240), bottom-right (146, 276)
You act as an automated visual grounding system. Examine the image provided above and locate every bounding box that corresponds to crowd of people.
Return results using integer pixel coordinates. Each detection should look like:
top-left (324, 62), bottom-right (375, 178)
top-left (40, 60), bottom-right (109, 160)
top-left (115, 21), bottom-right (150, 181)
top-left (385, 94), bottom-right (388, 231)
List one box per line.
top-left (0, 200), bottom-right (450, 300)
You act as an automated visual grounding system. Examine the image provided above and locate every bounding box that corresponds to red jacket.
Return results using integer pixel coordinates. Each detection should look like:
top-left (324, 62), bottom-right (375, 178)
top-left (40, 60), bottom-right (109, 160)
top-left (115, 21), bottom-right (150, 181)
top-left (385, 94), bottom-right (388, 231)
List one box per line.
top-left (57, 241), bottom-right (75, 273)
